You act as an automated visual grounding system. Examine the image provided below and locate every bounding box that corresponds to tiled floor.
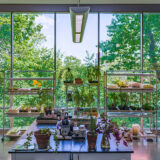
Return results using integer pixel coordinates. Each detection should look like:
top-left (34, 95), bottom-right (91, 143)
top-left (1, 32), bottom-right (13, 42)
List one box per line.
top-left (0, 137), bottom-right (16, 160)
top-left (0, 136), bottom-right (160, 160)
top-left (131, 139), bottom-right (160, 160)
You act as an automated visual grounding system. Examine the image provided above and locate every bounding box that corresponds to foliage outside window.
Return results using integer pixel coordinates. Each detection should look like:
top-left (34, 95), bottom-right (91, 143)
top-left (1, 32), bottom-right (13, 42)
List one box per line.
top-left (0, 12), bottom-right (159, 129)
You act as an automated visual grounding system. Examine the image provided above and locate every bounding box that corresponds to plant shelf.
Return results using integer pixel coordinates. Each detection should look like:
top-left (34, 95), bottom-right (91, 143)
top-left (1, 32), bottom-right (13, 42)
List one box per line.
top-left (5, 128), bottom-right (25, 138)
top-left (64, 83), bottom-right (99, 87)
top-left (107, 110), bottom-right (155, 113)
top-left (106, 73), bottom-right (154, 76)
top-left (7, 77), bottom-right (53, 80)
top-left (107, 88), bottom-right (155, 93)
top-left (1, 71), bottom-right (55, 141)
top-left (6, 111), bottom-right (41, 117)
top-left (107, 112), bottom-right (154, 118)
top-left (36, 119), bottom-right (57, 124)
top-left (131, 131), bottom-right (157, 139)
top-left (7, 88), bottom-right (54, 95)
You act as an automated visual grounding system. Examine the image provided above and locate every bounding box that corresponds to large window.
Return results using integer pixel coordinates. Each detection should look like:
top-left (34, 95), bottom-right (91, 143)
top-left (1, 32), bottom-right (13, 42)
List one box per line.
top-left (143, 13), bottom-right (160, 74)
top-left (0, 13), bottom-right (11, 128)
top-left (12, 13), bottom-right (55, 106)
top-left (6, 13), bottom-right (55, 128)
top-left (100, 13), bottom-right (141, 71)
top-left (56, 13), bottom-right (98, 109)
top-left (143, 13), bottom-right (160, 126)
top-left (0, 13), bottom-right (11, 71)
top-left (0, 11), bottom-right (159, 129)
top-left (13, 13), bottom-right (55, 71)
top-left (99, 13), bottom-right (152, 128)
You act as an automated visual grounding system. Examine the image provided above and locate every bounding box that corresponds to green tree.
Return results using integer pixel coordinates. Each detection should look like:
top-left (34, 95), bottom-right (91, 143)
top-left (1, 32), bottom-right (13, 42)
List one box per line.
top-left (143, 14), bottom-right (160, 79)
top-left (13, 14), bottom-right (50, 71)
top-left (0, 13), bottom-right (11, 71)
top-left (100, 14), bottom-right (141, 71)
top-left (99, 13), bottom-right (160, 128)
top-left (100, 13), bottom-right (160, 80)
top-left (0, 14), bottom-right (11, 53)
top-left (0, 13), bottom-right (56, 128)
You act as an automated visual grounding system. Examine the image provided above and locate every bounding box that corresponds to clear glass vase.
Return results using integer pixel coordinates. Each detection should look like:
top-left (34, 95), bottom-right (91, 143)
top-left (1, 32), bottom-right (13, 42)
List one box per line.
top-left (101, 134), bottom-right (110, 149)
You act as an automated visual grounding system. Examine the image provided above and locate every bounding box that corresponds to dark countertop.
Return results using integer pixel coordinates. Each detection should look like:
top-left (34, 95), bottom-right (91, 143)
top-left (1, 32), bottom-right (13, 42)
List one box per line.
top-left (8, 121), bottom-right (133, 154)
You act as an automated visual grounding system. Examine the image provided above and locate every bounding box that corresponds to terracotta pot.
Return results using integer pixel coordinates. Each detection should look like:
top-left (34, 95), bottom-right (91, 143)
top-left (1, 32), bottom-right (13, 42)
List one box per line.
top-left (82, 112), bottom-right (89, 116)
top-left (75, 78), bottom-right (83, 84)
top-left (87, 132), bottom-right (97, 150)
top-left (91, 112), bottom-right (98, 117)
top-left (34, 130), bottom-right (51, 149)
top-left (92, 108), bottom-right (97, 112)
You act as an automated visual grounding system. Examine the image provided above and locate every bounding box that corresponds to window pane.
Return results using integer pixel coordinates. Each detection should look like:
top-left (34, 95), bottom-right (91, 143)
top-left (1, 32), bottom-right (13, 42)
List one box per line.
top-left (56, 13), bottom-right (98, 109)
top-left (143, 13), bottom-right (160, 74)
top-left (0, 13), bottom-right (11, 128)
top-left (100, 13), bottom-right (141, 70)
top-left (13, 13), bottom-right (55, 71)
top-left (0, 13), bottom-right (11, 71)
top-left (11, 13), bottom-right (55, 127)
top-left (143, 13), bottom-right (160, 128)
top-left (100, 13), bottom-right (142, 127)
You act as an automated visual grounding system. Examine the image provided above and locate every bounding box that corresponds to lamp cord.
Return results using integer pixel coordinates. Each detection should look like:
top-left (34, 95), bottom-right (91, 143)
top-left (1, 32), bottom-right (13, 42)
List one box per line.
top-left (78, 0), bottom-right (80, 7)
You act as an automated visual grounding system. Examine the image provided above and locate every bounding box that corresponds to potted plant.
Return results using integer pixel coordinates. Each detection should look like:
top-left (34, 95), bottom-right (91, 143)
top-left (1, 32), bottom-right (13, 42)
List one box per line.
top-left (73, 88), bottom-right (82, 115)
top-left (115, 79), bottom-right (128, 88)
top-left (63, 68), bottom-right (74, 84)
top-left (118, 92), bottom-right (129, 110)
top-left (38, 89), bottom-right (54, 115)
top-left (87, 116), bottom-right (97, 150)
top-left (109, 93), bottom-right (118, 110)
top-left (34, 128), bottom-right (51, 149)
top-left (31, 104), bottom-right (41, 113)
top-left (142, 93), bottom-right (153, 111)
top-left (84, 52), bottom-right (100, 84)
top-left (19, 104), bottom-right (30, 112)
top-left (91, 108), bottom-right (98, 117)
top-left (53, 129), bottom-right (59, 152)
top-left (87, 65), bottom-right (100, 84)
top-left (82, 108), bottom-right (90, 116)
top-left (73, 88), bottom-right (88, 114)
top-left (36, 104), bottom-right (41, 112)
top-left (28, 97), bottom-right (40, 113)
top-left (75, 78), bottom-right (83, 84)
top-left (86, 90), bottom-right (95, 108)
top-left (24, 132), bottom-right (33, 149)
top-left (44, 106), bottom-right (53, 115)
top-left (31, 107), bottom-right (38, 113)
top-left (32, 80), bottom-right (54, 114)
top-left (142, 103), bottom-right (153, 111)
top-left (97, 113), bottom-right (128, 149)
top-left (67, 90), bottom-right (73, 102)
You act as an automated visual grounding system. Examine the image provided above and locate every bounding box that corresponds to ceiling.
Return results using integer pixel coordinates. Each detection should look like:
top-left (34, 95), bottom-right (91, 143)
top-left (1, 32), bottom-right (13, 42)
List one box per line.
top-left (0, 0), bottom-right (160, 4)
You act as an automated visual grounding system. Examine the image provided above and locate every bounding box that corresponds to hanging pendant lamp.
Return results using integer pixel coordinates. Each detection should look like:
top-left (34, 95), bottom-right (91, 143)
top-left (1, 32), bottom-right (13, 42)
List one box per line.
top-left (70, 0), bottom-right (90, 43)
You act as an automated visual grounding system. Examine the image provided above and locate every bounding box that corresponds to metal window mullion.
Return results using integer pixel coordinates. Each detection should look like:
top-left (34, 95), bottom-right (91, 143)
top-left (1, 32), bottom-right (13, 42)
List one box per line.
top-left (54, 12), bottom-right (56, 108)
top-left (140, 13), bottom-right (144, 129)
top-left (97, 12), bottom-right (100, 111)
top-left (141, 12), bottom-right (143, 71)
top-left (2, 72), bottom-right (6, 141)
top-left (10, 12), bottom-right (14, 128)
